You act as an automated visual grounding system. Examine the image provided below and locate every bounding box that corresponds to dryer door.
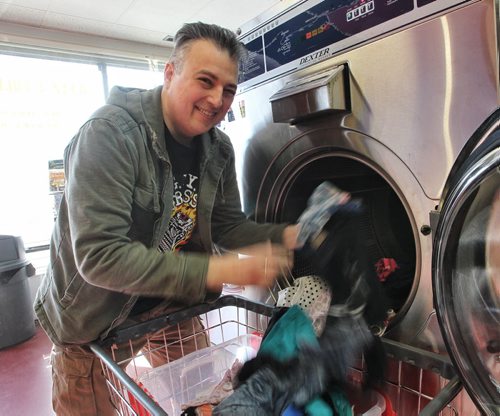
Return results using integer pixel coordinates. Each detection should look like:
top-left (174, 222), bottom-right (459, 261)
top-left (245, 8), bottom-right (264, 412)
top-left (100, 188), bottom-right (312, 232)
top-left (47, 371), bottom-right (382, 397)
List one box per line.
top-left (432, 109), bottom-right (500, 415)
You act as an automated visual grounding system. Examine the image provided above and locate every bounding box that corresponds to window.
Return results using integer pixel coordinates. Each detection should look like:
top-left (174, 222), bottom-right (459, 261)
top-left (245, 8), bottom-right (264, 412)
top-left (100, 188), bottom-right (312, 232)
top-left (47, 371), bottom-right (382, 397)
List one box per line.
top-left (0, 55), bottom-right (104, 248)
top-left (0, 52), bottom-right (164, 273)
top-left (107, 65), bottom-right (164, 92)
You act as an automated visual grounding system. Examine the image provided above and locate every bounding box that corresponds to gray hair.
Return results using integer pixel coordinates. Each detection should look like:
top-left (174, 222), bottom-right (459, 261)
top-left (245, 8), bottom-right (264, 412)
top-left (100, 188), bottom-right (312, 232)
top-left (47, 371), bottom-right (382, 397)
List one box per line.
top-left (170, 22), bottom-right (245, 70)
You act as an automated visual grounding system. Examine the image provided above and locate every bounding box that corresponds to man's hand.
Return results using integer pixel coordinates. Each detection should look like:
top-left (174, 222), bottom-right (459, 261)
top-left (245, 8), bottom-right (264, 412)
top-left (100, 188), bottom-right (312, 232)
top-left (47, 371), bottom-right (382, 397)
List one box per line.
top-left (206, 242), bottom-right (291, 291)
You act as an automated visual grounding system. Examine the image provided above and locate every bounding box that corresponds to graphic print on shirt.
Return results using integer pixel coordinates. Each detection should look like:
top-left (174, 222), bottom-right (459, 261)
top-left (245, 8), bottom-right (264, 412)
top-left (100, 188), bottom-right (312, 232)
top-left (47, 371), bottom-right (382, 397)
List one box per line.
top-left (159, 173), bottom-right (198, 252)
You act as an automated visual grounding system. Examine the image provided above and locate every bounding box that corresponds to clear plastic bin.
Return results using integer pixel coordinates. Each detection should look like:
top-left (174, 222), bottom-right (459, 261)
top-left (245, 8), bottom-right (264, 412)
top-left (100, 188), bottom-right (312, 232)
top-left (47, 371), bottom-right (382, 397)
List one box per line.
top-left (136, 333), bottom-right (262, 415)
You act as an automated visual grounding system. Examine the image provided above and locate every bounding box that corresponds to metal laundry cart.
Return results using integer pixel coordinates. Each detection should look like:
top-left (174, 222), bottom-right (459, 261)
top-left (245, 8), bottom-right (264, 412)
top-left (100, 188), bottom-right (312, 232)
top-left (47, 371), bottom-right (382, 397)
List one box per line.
top-left (89, 294), bottom-right (465, 416)
top-left (89, 295), bottom-right (273, 416)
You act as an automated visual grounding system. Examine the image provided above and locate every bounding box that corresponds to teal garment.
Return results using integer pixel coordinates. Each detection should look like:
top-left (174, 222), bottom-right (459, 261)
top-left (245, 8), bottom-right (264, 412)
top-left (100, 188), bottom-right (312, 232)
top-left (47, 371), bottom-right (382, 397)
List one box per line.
top-left (259, 305), bottom-right (318, 359)
top-left (259, 306), bottom-right (352, 416)
top-left (326, 389), bottom-right (353, 416)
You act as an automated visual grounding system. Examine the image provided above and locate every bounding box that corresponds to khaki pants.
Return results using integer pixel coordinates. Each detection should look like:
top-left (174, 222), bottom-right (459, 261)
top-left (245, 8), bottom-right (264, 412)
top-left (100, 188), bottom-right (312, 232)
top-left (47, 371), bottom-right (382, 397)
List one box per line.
top-left (50, 305), bottom-right (209, 416)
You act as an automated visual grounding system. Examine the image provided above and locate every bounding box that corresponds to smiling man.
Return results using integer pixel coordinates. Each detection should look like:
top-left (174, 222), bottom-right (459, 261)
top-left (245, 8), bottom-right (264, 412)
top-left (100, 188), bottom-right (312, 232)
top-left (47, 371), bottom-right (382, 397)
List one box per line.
top-left (35, 22), bottom-right (298, 415)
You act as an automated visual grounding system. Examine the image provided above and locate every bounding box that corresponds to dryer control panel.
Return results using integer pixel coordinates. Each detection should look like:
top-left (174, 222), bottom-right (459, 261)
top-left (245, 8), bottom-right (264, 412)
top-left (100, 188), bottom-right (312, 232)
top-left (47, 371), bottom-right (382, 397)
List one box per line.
top-left (238, 0), bottom-right (473, 89)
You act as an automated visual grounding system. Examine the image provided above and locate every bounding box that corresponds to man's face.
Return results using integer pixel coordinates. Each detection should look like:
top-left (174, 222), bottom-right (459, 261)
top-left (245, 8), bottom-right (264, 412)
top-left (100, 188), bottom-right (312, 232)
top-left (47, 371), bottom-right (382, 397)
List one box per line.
top-left (161, 39), bottom-right (238, 142)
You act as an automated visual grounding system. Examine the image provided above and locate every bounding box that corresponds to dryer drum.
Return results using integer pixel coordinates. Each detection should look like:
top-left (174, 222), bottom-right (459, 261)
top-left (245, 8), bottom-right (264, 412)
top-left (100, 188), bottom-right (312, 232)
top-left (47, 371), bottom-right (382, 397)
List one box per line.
top-left (264, 156), bottom-right (417, 318)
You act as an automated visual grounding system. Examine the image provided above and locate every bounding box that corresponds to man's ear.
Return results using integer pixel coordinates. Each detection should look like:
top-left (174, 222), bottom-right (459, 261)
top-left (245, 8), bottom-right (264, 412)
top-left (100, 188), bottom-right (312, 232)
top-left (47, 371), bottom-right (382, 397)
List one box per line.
top-left (164, 62), bottom-right (174, 84)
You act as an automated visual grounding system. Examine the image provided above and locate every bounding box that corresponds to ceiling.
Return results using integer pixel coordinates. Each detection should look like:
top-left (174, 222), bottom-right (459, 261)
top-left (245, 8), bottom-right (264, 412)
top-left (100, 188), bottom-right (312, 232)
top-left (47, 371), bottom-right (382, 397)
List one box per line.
top-left (0, 0), bottom-right (283, 58)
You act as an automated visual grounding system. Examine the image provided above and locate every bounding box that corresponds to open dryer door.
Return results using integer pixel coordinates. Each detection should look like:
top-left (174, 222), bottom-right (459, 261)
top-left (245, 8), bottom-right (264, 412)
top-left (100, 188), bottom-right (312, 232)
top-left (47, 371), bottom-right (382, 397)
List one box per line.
top-left (432, 109), bottom-right (500, 415)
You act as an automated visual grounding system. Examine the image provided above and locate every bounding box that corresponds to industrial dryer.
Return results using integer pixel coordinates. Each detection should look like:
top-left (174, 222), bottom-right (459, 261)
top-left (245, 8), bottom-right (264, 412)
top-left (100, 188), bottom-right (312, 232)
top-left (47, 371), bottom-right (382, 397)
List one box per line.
top-left (220, 0), bottom-right (500, 413)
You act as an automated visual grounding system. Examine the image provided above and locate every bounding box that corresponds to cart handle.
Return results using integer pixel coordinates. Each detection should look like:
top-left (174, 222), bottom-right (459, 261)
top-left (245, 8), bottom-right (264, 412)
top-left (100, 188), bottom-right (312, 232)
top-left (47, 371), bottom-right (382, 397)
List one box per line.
top-left (98, 295), bottom-right (275, 347)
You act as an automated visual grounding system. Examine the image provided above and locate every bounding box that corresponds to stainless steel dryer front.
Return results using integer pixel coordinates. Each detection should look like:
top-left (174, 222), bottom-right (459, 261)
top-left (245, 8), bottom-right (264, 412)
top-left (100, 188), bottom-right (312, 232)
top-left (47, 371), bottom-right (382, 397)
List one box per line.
top-left (220, 0), bottom-right (499, 414)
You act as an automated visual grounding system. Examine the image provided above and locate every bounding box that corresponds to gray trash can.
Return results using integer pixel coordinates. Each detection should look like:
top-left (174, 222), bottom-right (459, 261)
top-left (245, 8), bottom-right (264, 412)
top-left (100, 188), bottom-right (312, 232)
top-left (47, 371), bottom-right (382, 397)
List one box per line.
top-left (0, 235), bottom-right (36, 349)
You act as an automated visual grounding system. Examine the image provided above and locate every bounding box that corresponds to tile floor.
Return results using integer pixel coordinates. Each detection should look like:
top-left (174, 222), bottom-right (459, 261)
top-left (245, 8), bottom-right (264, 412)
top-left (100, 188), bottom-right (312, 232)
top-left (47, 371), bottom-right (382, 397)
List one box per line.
top-left (0, 325), bottom-right (54, 416)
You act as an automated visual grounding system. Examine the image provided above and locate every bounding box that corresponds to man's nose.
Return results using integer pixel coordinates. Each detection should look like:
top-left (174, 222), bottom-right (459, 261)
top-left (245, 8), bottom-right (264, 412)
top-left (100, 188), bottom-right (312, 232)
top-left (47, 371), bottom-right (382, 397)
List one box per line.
top-left (207, 87), bottom-right (223, 108)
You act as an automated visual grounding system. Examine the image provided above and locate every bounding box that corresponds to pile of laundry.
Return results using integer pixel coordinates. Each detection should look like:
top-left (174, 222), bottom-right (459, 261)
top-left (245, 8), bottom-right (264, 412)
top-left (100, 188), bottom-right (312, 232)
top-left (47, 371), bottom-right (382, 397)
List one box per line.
top-left (182, 182), bottom-right (394, 416)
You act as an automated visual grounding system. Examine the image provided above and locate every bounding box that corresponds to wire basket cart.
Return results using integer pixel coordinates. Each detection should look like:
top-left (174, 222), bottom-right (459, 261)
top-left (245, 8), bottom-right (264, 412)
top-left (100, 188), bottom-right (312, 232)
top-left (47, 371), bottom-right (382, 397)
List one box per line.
top-left (89, 295), bottom-right (274, 416)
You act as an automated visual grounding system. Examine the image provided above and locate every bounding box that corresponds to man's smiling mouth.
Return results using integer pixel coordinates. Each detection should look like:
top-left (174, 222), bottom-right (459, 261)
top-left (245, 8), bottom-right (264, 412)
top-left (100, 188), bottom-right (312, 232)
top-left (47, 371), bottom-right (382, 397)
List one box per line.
top-left (197, 106), bottom-right (218, 119)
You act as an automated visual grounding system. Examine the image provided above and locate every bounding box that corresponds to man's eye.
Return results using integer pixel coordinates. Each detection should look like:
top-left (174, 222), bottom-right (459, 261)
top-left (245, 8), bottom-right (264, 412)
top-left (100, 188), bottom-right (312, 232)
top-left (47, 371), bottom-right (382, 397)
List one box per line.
top-left (200, 78), bottom-right (212, 86)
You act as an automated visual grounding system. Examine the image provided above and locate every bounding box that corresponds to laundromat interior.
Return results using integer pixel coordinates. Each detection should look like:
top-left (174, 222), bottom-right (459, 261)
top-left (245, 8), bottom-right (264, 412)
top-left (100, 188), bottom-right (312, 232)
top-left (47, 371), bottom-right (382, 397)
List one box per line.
top-left (0, 0), bottom-right (498, 415)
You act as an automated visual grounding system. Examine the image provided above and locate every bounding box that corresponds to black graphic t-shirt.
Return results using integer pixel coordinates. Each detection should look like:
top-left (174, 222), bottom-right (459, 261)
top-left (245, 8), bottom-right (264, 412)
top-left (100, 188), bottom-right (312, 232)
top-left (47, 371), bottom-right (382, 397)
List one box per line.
top-left (158, 130), bottom-right (200, 253)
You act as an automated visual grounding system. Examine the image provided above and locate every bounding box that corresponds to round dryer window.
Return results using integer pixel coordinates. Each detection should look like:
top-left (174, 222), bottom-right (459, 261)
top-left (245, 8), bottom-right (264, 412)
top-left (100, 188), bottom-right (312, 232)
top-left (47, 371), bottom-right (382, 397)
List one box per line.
top-left (433, 126), bottom-right (500, 415)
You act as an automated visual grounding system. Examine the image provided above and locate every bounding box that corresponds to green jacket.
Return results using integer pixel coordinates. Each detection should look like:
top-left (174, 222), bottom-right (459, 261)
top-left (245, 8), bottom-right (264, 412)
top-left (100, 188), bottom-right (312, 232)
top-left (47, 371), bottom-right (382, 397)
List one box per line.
top-left (34, 86), bottom-right (286, 346)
